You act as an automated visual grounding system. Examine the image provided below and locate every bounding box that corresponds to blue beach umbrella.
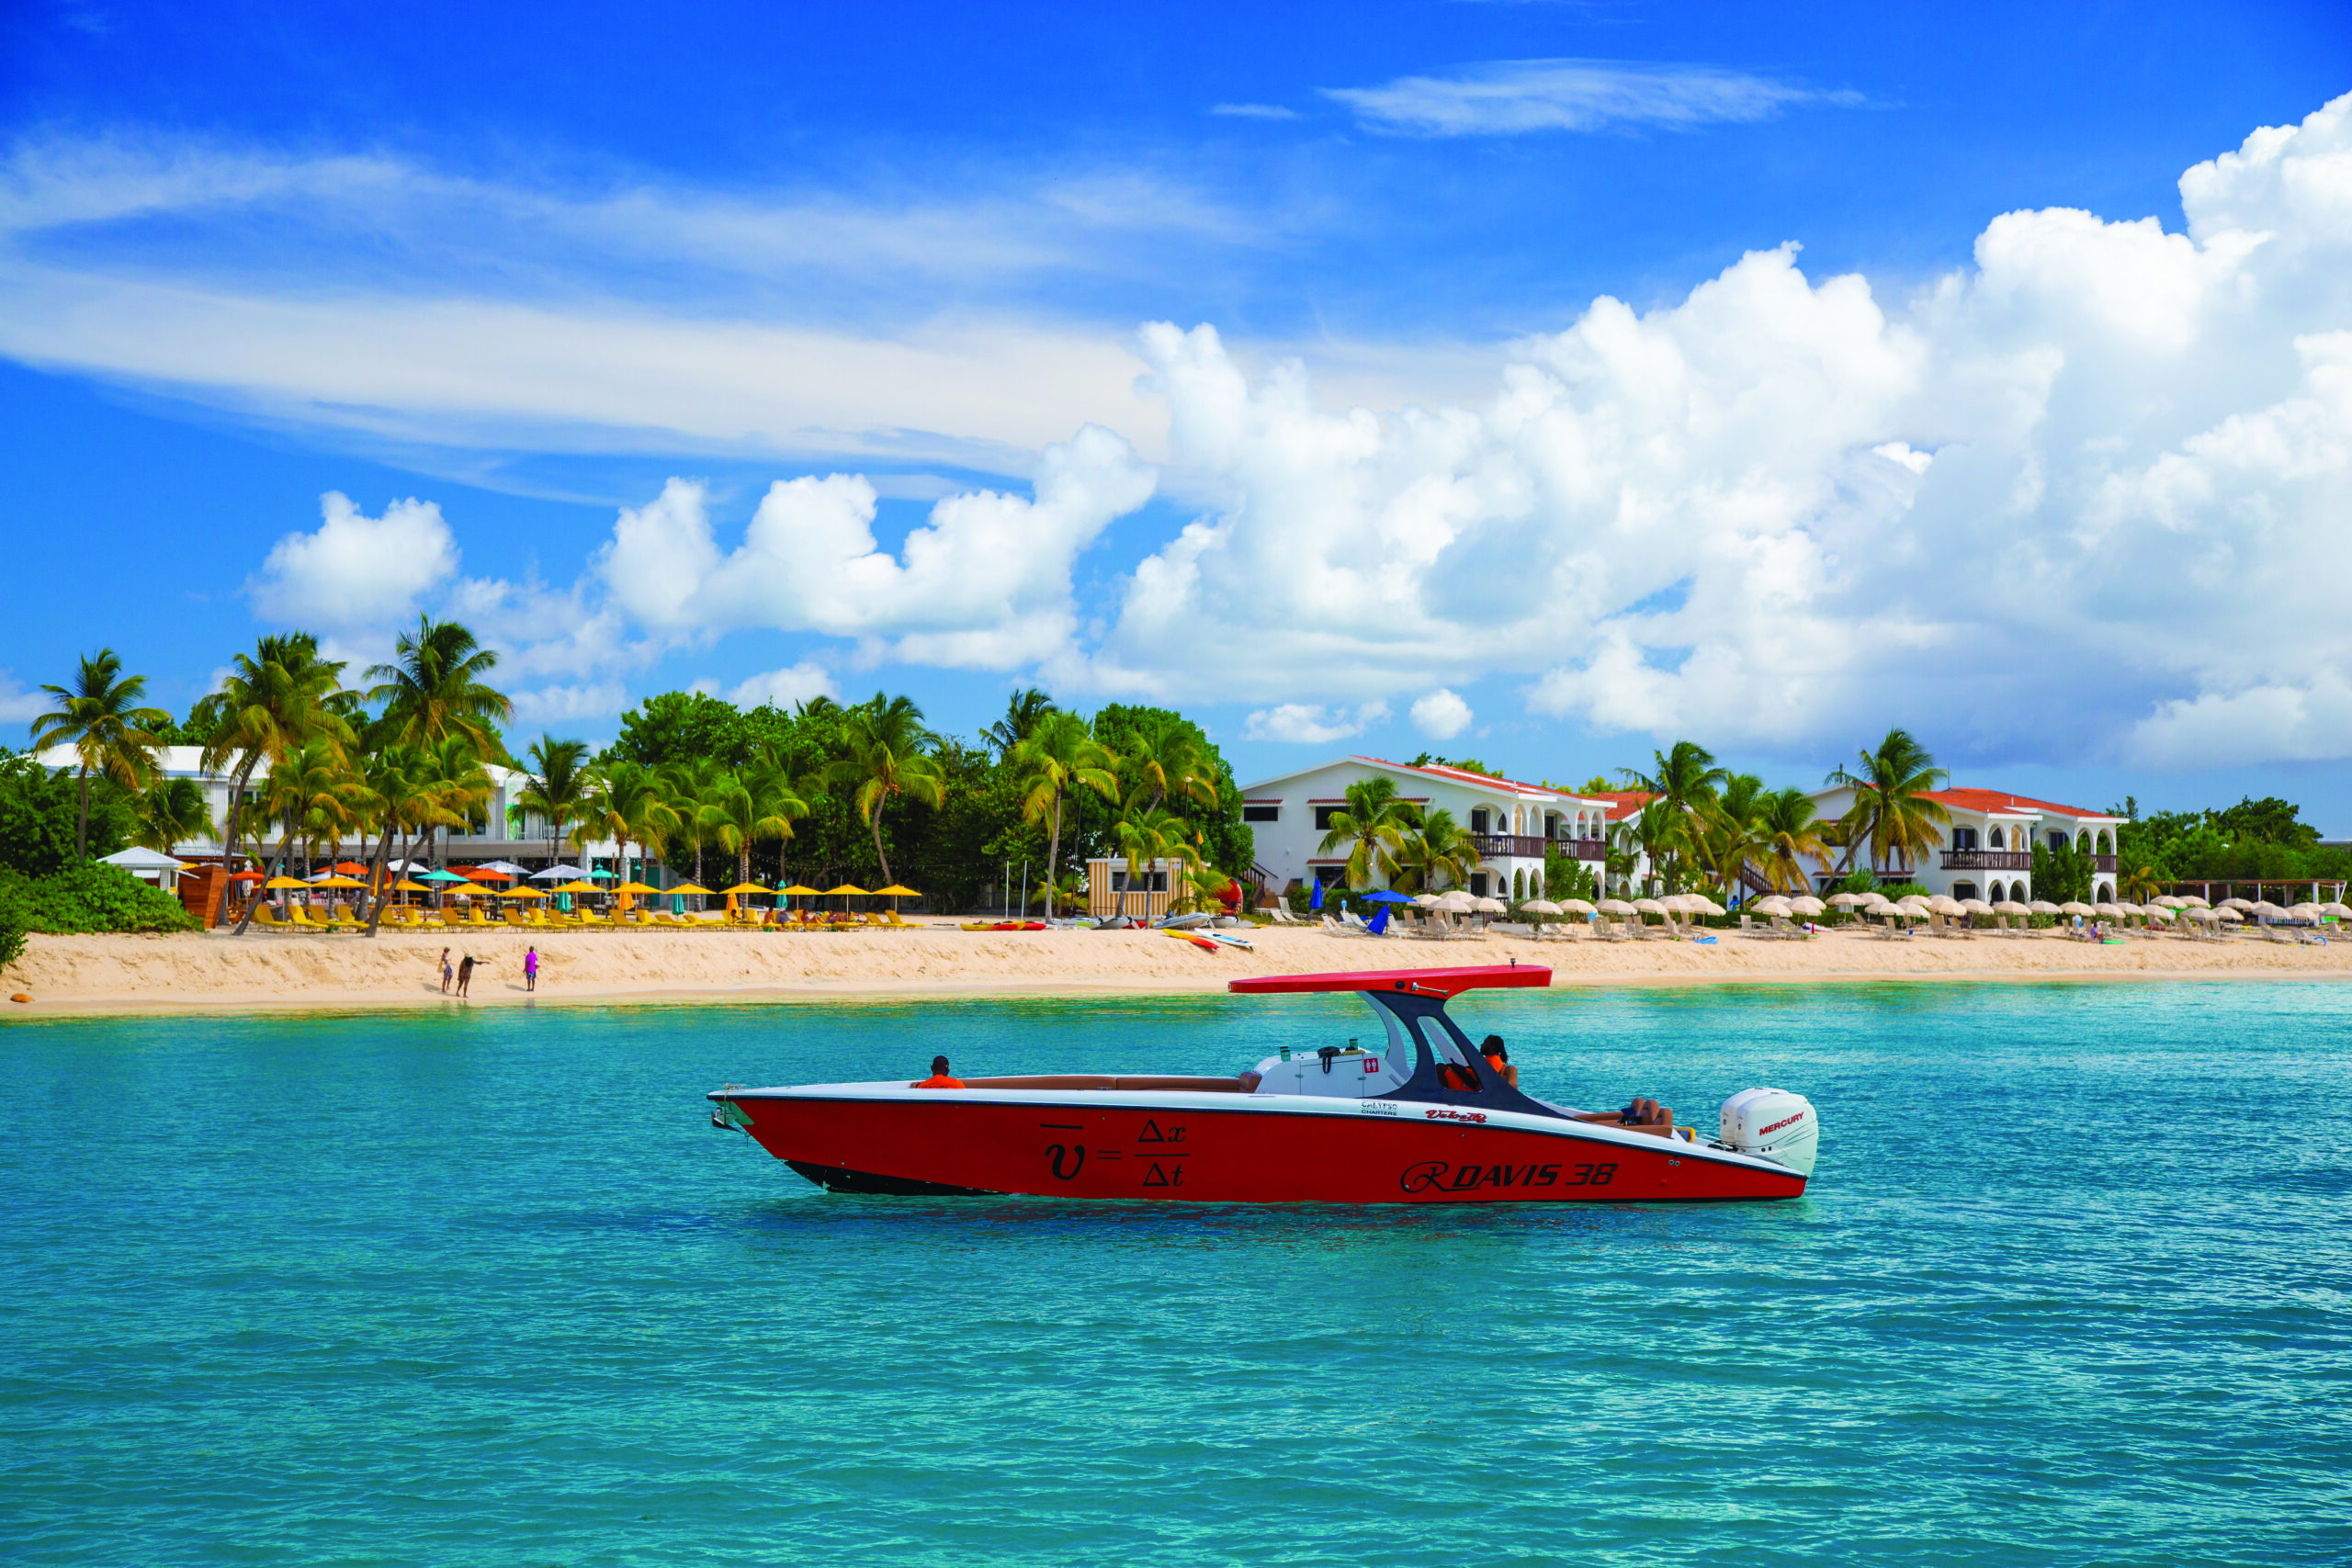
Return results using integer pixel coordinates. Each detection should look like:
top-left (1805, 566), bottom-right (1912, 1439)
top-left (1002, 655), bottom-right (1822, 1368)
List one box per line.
top-left (1363, 890), bottom-right (1414, 904)
top-left (1308, 877), bottom-right (1326, 912)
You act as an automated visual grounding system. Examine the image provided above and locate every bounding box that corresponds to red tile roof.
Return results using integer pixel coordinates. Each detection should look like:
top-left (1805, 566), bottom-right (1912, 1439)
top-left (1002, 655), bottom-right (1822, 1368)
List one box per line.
top-left (1922, 787), bottom-right (2117, 820)
top-left (1355, 756), bottom-right (1575, 798)
top-left (1582, 789), bottom-right (1656, 820)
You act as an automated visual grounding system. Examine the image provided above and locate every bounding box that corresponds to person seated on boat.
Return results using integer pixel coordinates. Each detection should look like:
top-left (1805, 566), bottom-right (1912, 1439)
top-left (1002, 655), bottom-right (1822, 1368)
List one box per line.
top-left (912, 1055), bottom-right (965, 1089)
top-left (1479, 1035), bottom-right (1520, 1089)
top-left (1572, 1096), bottom-right (1676, 1134)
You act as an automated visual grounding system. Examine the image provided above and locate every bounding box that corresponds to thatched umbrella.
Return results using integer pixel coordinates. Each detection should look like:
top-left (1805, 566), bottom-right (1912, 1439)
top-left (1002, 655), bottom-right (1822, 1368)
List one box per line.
top-left (1789, 895), bottom-right (1826, 918)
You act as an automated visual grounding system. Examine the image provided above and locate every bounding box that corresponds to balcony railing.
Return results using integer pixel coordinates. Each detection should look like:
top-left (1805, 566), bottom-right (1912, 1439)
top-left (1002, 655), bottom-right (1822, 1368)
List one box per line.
top-left (1940, 850), bottom-right (2033, 871)
top-left (2094, 854), bottom-right (2118, 874)
top-left (1471, 835), bottom-right (1606, 862)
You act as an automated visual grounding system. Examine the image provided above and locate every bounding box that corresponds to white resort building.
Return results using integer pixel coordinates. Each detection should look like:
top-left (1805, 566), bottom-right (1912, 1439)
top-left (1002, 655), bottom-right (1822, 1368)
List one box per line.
top-left (37, 745), bottom-right (614, 872)
top-left (1238, 756), bottom-right (1611, 900)
top-left (1806, 785), bottom-right (2124, 904)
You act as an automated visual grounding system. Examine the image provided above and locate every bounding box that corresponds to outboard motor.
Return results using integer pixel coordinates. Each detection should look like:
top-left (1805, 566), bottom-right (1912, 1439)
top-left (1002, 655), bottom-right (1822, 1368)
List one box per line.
top-left (1719, 1088), bottom-right (1820, 1176)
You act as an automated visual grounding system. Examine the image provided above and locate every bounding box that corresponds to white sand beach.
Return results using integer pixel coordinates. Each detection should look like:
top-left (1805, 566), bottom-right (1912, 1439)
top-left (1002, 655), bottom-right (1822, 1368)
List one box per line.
top-left (6, 922), bottom-right (2349, 1013)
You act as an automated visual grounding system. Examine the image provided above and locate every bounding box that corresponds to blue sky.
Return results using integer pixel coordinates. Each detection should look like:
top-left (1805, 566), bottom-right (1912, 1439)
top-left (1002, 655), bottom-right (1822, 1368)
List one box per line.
top-left (4, 1), bottom-right (2351, 824)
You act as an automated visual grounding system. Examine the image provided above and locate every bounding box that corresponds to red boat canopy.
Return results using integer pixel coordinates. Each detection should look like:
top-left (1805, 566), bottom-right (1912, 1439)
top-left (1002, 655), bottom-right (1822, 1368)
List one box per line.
top-left (1229, 964), bottom-right (1551, 998)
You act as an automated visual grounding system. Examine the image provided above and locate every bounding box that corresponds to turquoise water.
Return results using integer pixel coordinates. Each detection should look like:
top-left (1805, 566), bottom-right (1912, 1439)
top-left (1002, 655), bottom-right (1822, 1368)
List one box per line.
top-left (5, 982), bottom-right (2350, 1566)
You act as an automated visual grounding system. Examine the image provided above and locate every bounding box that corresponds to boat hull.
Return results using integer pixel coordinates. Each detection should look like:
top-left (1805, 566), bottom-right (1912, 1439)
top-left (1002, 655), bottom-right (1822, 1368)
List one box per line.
top-left (718, 1090), bottom-right (1807, 1204)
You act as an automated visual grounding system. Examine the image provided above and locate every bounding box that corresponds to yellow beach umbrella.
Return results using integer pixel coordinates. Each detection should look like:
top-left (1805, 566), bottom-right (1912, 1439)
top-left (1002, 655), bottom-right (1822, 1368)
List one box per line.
top-left (312, 874), bottom-right (368, 889)
top-left (822, 884), bottom-right (870, 896)
top-left (264, 875), bottom-right (309, 890)
top-left (611, 877), bottom-right (661, 912)
top-left (393, 878), bottom-right (434, 894)
top-left (778, 884), bottom-right (821, 896)
top-left (721, 882), bottom-right (769, 896)
top-left (665, 883), bottom-right (714, 897)
top-left (499, 886), bottom-right (548, 898)
top-left (552, 880), bottom-right (601, 894)
top-left (875, 883), bottom-right (920, 917)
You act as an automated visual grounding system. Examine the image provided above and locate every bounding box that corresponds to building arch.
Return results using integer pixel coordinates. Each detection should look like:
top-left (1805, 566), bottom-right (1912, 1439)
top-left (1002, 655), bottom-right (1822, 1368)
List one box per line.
top-left (1513, 868), bottom-right (1526, 900)
top-left (1988, 826), bottom-right (2005, 849)
top-left (1953, 880), bottom-right (1979, 901)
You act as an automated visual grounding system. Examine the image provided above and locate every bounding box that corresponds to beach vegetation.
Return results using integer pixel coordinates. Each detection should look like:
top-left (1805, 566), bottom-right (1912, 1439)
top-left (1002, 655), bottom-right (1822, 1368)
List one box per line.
top-left (0, 863), bottom-right (198, 934)
top-left (28, 649), bottom-right (170, 862)
top-left (1010, 713), bottom-right (1118, 918)
top-left (1825, 728), bottom-right (1951, 878)
top-left (1315, 776), bottom-right (1419, 890)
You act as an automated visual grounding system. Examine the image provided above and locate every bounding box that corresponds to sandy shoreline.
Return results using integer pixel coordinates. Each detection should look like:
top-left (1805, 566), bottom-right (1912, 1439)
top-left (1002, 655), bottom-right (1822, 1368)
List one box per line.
top-left (4, 920), bottom-right (2348, 1015)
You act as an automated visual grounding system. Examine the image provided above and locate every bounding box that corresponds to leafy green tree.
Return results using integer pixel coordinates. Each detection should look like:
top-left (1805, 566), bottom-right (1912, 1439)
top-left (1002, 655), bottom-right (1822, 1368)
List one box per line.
top-left (1110, 804), bottom-right (1203, 914)
top-left (367, 616), bottom-right (512, 761)
top-left (826, 694), bottom-right (946, 888)
top-left (1826, 728), bottom-right (1951, 876)
top-left (1702, 772), bottom-right (1771, 898)
top-left (2031, 839), bottom-right (2094, 903)
top-left (28, 648), bottom-right (170, 861)
top-left (1011, 712), bottom-right (1118, 917)
top-left (0, 749), bottom-right (129, 875)
top-left (1316, 776), bottom-right (1419, 890)
top-left (608, 691), bottom-right (748, 769)
top-left (2207, 795), bottom-right (2319, 850)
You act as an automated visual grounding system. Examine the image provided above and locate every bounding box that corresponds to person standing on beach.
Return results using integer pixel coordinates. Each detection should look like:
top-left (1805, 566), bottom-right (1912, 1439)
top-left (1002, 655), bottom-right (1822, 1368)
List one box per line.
top-left (439, 948), bottom-right (453, 994)
top-left (457, 954), bottom-right (477, 998)
top-left (524, 946), bottom-right (538, 993)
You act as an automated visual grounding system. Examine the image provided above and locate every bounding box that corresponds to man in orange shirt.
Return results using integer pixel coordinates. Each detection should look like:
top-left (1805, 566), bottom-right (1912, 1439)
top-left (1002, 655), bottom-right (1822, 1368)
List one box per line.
top-left (912, 1055), bottom-right (965, 1089)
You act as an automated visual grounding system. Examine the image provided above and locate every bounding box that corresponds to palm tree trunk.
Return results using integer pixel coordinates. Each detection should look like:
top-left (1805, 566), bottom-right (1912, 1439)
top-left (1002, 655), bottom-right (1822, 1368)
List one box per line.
top-left (74, 766), bottom-right (91, 861)
top-left (212, 760), bottom-right (257, 928)
top-left (362, 807), bottom-right (401, 937)
top-left (233, 812), bottom-right (300, 936)
top-left (1044, 791), bottom-right (1064, 919)
top-left (870, 794), bottom-right (892, 887)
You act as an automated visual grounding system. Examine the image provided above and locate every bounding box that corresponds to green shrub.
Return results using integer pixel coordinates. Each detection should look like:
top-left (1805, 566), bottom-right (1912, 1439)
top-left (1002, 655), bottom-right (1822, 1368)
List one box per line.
top-left (0, 914), bottom-right (24, 975)
top-left (0, 864), bottom-right (198, 934)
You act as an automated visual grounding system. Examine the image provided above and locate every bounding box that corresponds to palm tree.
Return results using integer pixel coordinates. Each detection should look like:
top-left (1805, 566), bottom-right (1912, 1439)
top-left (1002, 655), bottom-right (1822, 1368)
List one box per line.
top-left (1010, 712), bottom-right (1118, 918)
top-left (825, 695), bottom-right (946, 888)
top-left (1759, 786), bottom-right (1832, 895)
top-left (259, 738), bottom-right (362, 881)
top-left (1389, 807), bottom-right (1480, 895)
top-left (1116, 716), bottom-right (1217, 815)
top-left (510, 737), bottom-right (592, 862)
top-left (1703, 773), bottom-right (1772, 900)
top-left (1316, 776), bottom-right (1421, 890)
top-left (1110, 804), bottom-right (1202, 917)
top-left (28, 649), bottom-right (171, 860)
top-left (1826, 728), bottom-right (1951, 876)
top-left (130, 777), bottom-right (216, 855)
top-left (702, 765), bottom-right (810, 890)
top-left (194, 634), bottom-right (353, 931)
top-left (985, 687), bottom-right (1058, 757)
top-left (2121, 861), bottom-right (2163, 906)
top-left (358, 741), bottom-right (430, 935)
top-left (1619, 740), bottom-right (1725, 893)
top-left (1622, 798), bottom-right (1679, 897)
top-left (366, 615), bottom-right (513, 761)
top-left (662, 756), bottom-right (728, 890)
top-left (577, 760), bottom-right (679, 897)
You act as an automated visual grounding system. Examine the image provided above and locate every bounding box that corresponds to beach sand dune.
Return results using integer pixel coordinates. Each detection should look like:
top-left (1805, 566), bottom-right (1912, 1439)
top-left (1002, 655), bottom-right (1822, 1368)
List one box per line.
top-left (6, 923), bottom-right (2349, 1013)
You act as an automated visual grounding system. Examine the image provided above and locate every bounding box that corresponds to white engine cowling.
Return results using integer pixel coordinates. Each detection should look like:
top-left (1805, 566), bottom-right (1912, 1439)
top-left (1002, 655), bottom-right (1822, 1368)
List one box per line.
top-left (1719, 1088), bottom-right (1820, 1176)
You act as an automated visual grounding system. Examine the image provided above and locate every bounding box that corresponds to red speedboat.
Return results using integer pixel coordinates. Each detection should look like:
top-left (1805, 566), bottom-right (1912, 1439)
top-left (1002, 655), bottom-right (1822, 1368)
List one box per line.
top-left (708, 964), bottom-right (1819, 1203)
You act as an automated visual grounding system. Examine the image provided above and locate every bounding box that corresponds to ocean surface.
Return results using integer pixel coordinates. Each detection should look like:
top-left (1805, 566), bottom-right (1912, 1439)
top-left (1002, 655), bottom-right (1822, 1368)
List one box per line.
top-left (4, 981), bottom-right (2349, 1566)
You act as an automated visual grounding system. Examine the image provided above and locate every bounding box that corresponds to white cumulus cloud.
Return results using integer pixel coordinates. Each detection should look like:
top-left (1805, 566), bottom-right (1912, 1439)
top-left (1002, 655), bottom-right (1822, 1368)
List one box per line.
top-left (1071, 91), bottom-right (2352, 768)
top-left (727, 661), bottom-right (839, 711)
top-left (1244, 701), bottom-right (1390, 743)
top-left (249, 492), bottom-right (458, 628)
top-left (1410, 688), bottom-right (1474, 739)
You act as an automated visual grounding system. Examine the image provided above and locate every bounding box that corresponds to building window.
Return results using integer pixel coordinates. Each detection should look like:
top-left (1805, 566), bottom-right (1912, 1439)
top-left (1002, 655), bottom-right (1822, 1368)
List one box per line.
top-left (1242, 804), bottom-right (1280, 823)
top-left (1470, 807), bottom-right (1490, 833)
top-left (1952, 827), bottom-right (1978, 851)
top-left (2049, 831), bottom-right (2068, 852)
top-left (1312, 865), bottom-right (1344, 887)
top-left (1469, 872), bottom-right (1489, 897)
top-left (1953, 881), bottom-right (1979, 901)
top-left (1314, 806), bottom-right (1341, 830)
top-left (1988, 827), bottom-right (2005, 849)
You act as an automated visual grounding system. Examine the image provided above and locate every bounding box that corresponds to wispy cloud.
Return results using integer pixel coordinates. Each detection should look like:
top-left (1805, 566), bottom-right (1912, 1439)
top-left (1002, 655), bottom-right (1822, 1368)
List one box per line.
top-left (1210, 103), bottom-right (1301, 121)
top-left (1323, 58), bottom-right (1860, 137)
